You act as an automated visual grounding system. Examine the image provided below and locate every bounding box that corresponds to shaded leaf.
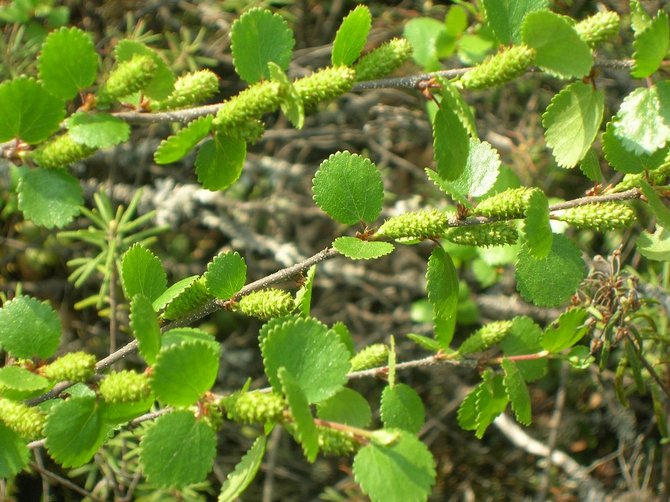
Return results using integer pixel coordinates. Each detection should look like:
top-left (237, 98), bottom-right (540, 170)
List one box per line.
top-left (195, 134), bottom-right (247, 191)
top-left (501, 359), bottom-right (532, 425)
top-left (218, 436), bottom-right (266, 502)
top-left (426, 247), bottom-right (459, 349)
top-left (0, 296), bottom-right (61, 359)
top-left (380, 383), bottom-right (425, 434)
top-left (317, 388), bottom-right (372, 428)
top-left (632, 10), bottom-right (669, 78)
top-left (279, 368), bottom-right (319, 462)
top-left (17, 168), bottom-right (82, 228)
top-left (154, 116), bottom-right (213, 165)
top-left (115, 40), bottom-right (175, 100)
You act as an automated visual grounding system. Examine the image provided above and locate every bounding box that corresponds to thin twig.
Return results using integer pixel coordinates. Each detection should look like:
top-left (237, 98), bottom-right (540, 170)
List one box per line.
top-left (30, 461), bottom-right (102, 501)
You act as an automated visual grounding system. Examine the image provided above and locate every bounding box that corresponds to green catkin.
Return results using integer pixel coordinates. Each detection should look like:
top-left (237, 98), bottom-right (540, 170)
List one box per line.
top-left (474, 187), bottom-right (537, 219)
top-left (212, 80), bottom-right (285, 134)
top-left (460, 45), bottom-right (535, 90)
top-left (163, 277), bottom-right (213, 320)
top-left (0, 397), bottom-right (45, 439)
top-left (457, 320), bottom-right (514, 355)
top-left (553, 202), bottom-right (636, 231)
top-left (354, 38), bottom-right (413, 82)
top-left (317, 426), bottom-right (360, 456)
top-left (224, 391), bottom-right (285, 424)
top-left (99, 370), bottom-right (151, 403)
top-left (152, 70), bottom-right (219, 110)
top-left (350, 344), bottom-right (389, 371)
top-left (97, 54), bottom-right (157, 105)
top-left (376, 209), bottom-right (449, 240)
top-left (575, 11), bottom-right (620, 48)
top-left (444, 222), bottom-right (519, 247)
top-left (293, 66), bottom-right (356, 109)
top-left (238, 289), bottom-right (295, 320)
top-left (31, 133), bottom-right (98, 168)
top-left (42, 351), bottom-right (97, 382)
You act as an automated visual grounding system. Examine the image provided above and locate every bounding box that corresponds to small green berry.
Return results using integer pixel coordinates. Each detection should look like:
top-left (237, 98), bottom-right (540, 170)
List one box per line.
top-left (238, 289), bottom-right (295, 320)
top-left (376, 209), bottom-right (449, 240)
top-left (31, 133), bottom-right (97, 168)
top-left (98, 54), bottom-right (157, 105)
top-left (350, 344), bottom-right (389, 371)
top-left (575, 11), bottom-right (620, 48)
top-left (460, 45), bottom-right (535, 90)
top-left (444, 222), bottom-right (519, 247)
top-left (99, 370), bottom-right (151, 403)
top-left (152, 70), bottom-right (219, 110)
top-left (458, 320), bottom-right (513, 355)
top-left (42, 351), bottom-right (96, 382)
top-left (354, 38), bottom-right (413, 82)
top-left (0, 397), bottom-right (45, 439)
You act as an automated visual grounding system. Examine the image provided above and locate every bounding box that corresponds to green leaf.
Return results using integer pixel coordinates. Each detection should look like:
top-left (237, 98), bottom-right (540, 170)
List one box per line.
top-left (380, 383), bottom-right (425, 434)
top-left (501, 359), bottom-right (531, 425)
top-left (230, 7), bottom-right (295, 84)
top-left (522, 11), bottom-right (592, 79)
top-left (162, 277), bottom-right (213, 320)
top-left (38, 27), bottom-right (98, 100)
top-left (152, 275), bottom-right (199, 312)
top-left (474, 372), bottom-right (509, 438)
top-left (565, 345), bottom-right (595, 369)
top-left (161, 328), bottom-right (219, 353)
top-left (426, 247), bottom-right (458, 349)
top-left (501, 316), bottom-right (547, 382)
top-left (141, 410), bottom-right (216, 488)
top-left (218, 436), bottom-right (266, 502)
top-left (115, 40), bottom-right (175, 100)
top-left (516, 234), bottom-right (585, 307)
top-left (403, 17), bottom-right (446, 70)
top-left (613, 83), bottom-right (670, 155)
top-left (0, 424), bottom-right (30, 478)
top-left (65, 112), bottom-right (130, 148)
top-left (267, 62), bottom-right (304, 129)
top-left (312, 151), bottom-right (383, 225)
top-left (204, 251), bottom-right (247, 300)
top-left (294, 265), bottom-right (316, 317)
top-left (541, 308), bottom-right (589, 353)
top-left (0, 366), bottom-right (50, 400)
top-left (602, 121), bottom-right (668, 174)
top-left (522, 189), bottom-right (552, 259)
top-left (333, 237), bottom-right (394, 260)
top-left (482, 0), bottom-right (548, 44)
top-left (637, 227), bottom-right (670, 261)
top-left (154, 116), bottom-right (213, 165)
top-left (579, 149), bottom-right (603, 183)
top-left (44, 396), bottom-right (110, 468)
top-left (195, 134), bottom-right (247, 191)
top-left (331, 321), bottom-right (355, 356)
top-left (632, 10), bottom-right (669, 78)
top-left (0, 295), bottom-right (61, 359)
top-left (353, 431), bottom-right (436, 502)
top-left (261, 316), bottom-right (350, 404)
top-left (130, 294), bottom-right (161, 365)
top-left (279, 367), bottom-right (319, 462)
top-left (151, 341), bottom-right (220, 407)
top-left (17, 167), bottom-right (83, 228)
top-left (440, 81), bottom-right (478, 137)
top-left (639, 179), bottom-right (670, 230)
top-left (543, 82), bottom-right (604, 168)
top-left (457, 385), bottom-right (480, 431)
top-left (630, 0), bottom-right (652, 34)
top-left (0, 77), bottom-right (65, 144)
top-left (317, 388), bottom-right (372, 428)
top-left (121, 244), bottom-right (167, 303)
top-left (332, 5), bottom-right (372, 66)
top-left (433, 100), bottom-right (471, 181)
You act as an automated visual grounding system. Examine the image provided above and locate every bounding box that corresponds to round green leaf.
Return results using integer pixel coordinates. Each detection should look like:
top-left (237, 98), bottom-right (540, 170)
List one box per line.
top-left (44, 396), bottom-right (109, 468)
top-left (130, 294), bottom-right (161, 365)
top-left (516, 233), bottom-right (586, 307)
top-left (333, 237), bottom-right (394, 260)
top-left (261, 316), bottom-right (350, 404)
top-left (312, 151), bottom-right (383, 225)
top-left (522, 11), bottom-right (592, 79)
top-left (0, 77), bottom-right (65, 144)
top-left (17, 167), bottom-right (83, 228)
top-left (195, 134), bottom-right (247, 191)
top-left (632, 10), bottom-right (669, 78)
top-left (380, 383), bottom-right (425, 434)
top-left (121, 244), bottom-right (167, 303)
top-left (115, 40), bottom-right (175, 100)
top-left (0, 424), bottom-right (30, 478)
top-left (332, 5), bottom-right (371, 66)
top-left (542, 81), bottom-right (604, 168)
top-left (436, 139), bottom-right (501, 198)
top-left (0, 295), bottom-right (61, 358)
top-left (231, 7), bottom-right (295, 84)
top-left (0, 366), bottom-right (51, 400)
top-left (151, 341), bottom-right (220, 407)
top-left (403, 17), bottom-right (446, 70)
top-left (613, 84), bottom-right (670, 155)
top-left (154, 116), bottom-right (213, 165)
top-left (38, 27), bottom-right (98, 100)
top-left (317, 387), bottom-right (372, 428)
top-left (65, 112), bottom-right (130, 148)
top-left (353, 431), bottom-right (436, 502)
top-left (602, 121), bottom-right (667, 174)
top-left (141, 410), bottom-right (216, 488)
top-left (203, 251), bottom-right (247, 300)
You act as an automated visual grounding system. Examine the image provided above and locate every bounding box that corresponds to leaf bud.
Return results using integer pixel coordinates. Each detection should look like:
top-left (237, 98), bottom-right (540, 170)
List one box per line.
top-left (474, 187), bottom-right (537, 219)
top-left (223, 391), bottom-right (285, 424)
top-left (575, 11), bottom-right (620, 48)
top-left (460, 45), bottom-right (535, 90)
top-left (317, 426), bottom-right (360, 455)
top-left (457, 320), bottom-right (514, 355)
top-left (238, 289), bottom-right (295, 320)
top-left (98, 54), bottom-right (157, 105)
top-left (376, 209), bottom-right (449, 240)
top-left (42, 351), bottom-right (96, 382)
top-left (31, 133), bottom-right (97, 168)
top-left (0, 397), bottom-right (45, 439)
top-left (212, 80), bottom-right (285, 133)
top-left (354, 38), bottom-right (413, 82)
top-left (444, 222), bottom-right (518, 247)
top-left (350, 343), bottom-right (389, 371)
top-left (553, 202), bottom-right (636, 231)
top-left (152, 70), bottom-right (219, 110)
top-left (293, 66), bottom-right (355, 109)
top-left (99, 370), bottom-right (151, 403)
